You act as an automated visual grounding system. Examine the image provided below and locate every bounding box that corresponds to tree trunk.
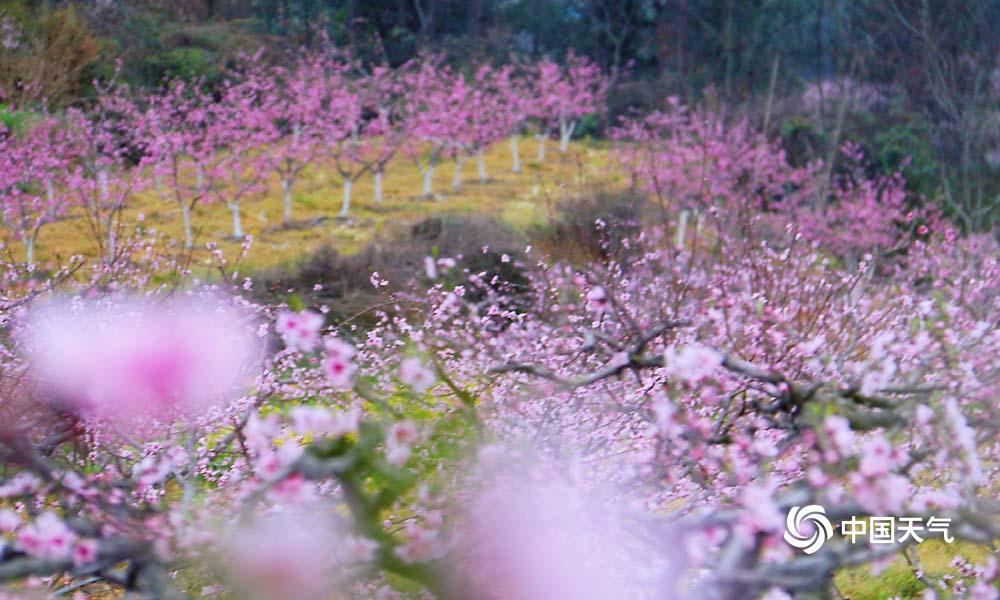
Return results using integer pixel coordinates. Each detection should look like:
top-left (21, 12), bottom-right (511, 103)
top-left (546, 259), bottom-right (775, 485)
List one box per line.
top-left (24, 234), bottom-right (35, 266)
top-left (422, 165), bottom-right (435, 197)
top-left (195, 164), bottom-right (205, 195)
top-left (374, 169), bottom-right (384, 203)
top-left (511, 135), bottom-right (522, 173)
top-left (340, 178), bottom-right (353, 217)
top-left (230, 202), bottom-right (243, 238)
top-left (476, 148), bottom-right (488, 182)
top-left (181, 202), bottom-right (193, 249)
top-left (537, 135), bottom-right (546, 161)
top-left (676, 209), bottom-right (689, 248)
top-left (282, 179), bottom-right (293, 224)
top-left (559, 114), bottom-right (576, 153)
top-left (452, 157), bottom-right (464, 191)
top-left (98, 168), bottom-right (110, 203)
top-left (107, 218), bottom-right (116, 260)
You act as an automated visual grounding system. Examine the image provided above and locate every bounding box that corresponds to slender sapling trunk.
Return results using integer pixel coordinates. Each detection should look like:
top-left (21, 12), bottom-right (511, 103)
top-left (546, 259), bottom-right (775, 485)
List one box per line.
top-left (422, 164), bottom-right (435, 197)
top-left (511, 135), bottom-right (522, 173)
top-left (282, 179), bottom-right (293, 224)
top-left (453, 157), bottom-right (464, 191)
top-left (558, 114), bottom-right (577, 153)
top-left (180, 202), bottom-right (193, 248)
top-left (476, 148), bottom-right (487, 182)
top-left (24, 233), bottom-right (36, 266)
top-left (341, 178), bottom-right (353, 217)
top-left (374, 169), bottom-right (384, 203)
top-left (230, 202), bottom-right (243, 238)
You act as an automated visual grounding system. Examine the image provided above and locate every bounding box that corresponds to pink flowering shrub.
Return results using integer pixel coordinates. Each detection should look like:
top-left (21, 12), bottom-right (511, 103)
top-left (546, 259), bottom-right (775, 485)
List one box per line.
top-left (0, 219), bottom-right (994, 598)
top-left (614, 102), bottom-right (926, 259)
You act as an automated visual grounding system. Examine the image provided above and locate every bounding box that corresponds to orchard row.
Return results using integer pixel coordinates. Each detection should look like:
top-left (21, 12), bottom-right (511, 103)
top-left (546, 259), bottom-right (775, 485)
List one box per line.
top-left (0, 51), bottom-right (607, 261)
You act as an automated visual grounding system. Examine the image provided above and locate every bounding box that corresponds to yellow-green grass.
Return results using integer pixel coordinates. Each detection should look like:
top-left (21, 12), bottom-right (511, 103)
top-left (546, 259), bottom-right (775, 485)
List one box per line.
top-left (9, 137), bottom-right (624, 274)
top-left (835, 539), bottom-right (995, 599)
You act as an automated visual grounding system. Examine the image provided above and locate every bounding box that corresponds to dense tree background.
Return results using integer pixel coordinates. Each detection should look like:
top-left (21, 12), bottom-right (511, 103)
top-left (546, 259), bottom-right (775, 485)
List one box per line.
top-left (1, 0), bottom-right (999, 231)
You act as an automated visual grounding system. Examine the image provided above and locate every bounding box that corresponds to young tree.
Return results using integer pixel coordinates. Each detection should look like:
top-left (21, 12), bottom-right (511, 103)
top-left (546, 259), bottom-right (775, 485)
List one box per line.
top-left (211, 54), bottom-right (274, 239)
top-left (64, 108), bottom-right (143, 263)
top-left (464, 64), bottom-right (517, 183)
top-left (496, 62), bottom-right (531, 173)
top-left (261, 53), bottom-right (328, 226)
top-left (357, 64), bottom-right (408, 204)
top-left (445, 73), bottom-right (474, 191)
top-left (533, 53), bottom-right (608, 156)
top-left (400, 56), bottom-right (455, 198)
top-left (0, 115), bottom-right (70, 265)
top-left (141, 79), bottom-right (223, 248)
top-left (322, 58), bottom-right (371, 217)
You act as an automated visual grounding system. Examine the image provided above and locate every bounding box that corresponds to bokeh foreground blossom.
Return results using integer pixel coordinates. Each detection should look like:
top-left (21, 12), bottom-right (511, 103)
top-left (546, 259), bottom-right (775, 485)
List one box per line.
top-left (23, 296), bottom-right (261, 432)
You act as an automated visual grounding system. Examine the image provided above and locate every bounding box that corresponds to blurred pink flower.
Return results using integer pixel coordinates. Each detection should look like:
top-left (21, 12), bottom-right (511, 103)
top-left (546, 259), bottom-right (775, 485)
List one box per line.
top-left (399, 357), bottom-right (435, 393)
top-left (664, 344), bottom-right (723, 383)
top-left (25, 297), bottom-right (259, 431)
top-left (0, 509), bottom-right (20, 533)
top-left (859, 434), bottom-right (893, 477)
top-left (454, 462), bottom-right (665, 599)
top-left (17, 512), bottom-right (75, 561)
top-left (224, 509), bottom-right (340, 600)
top-left (322, 337), bottom-right (356, 388)
top-left (73, 539), bottom-right (99, 567)
top-left (276, 310), bottom-right (324, 352)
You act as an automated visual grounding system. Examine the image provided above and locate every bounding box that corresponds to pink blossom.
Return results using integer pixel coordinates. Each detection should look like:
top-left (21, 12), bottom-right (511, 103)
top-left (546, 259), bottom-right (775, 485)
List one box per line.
top-left (399, 357), bottom-right (435, 393)
top-left (969, 582), bottom-right (998, 600)
top-left (858, 434), bottom-right (893, 477)
top-left (289, 405), bottom-right (359, 439)
top-left (340, 535), bottom-right (378, 563)
top-left (651, 395), bottom-right (683, 439)
top-left (290, 406), bottom-right (336, 437)
top-left (915, 404), bottom-right (935, 426)
top-left (73, 539), bottom-right (99, 567)
top-left (822, 415), bottom-right (855, 457)
top-left (456, 465), bottom-right (660, 599)
top-left (740, 482), bottom-right (784, 533)
top-left (225, 509), bottom-right (340, 600)
top-left (908, 489), bottom-right (962, 513)
top-left (664, 344), bottom-right (724, 383)
top-left (256, 443), bottom-right (303, 480)
top-left (275, 310), bottom-right (324, 352)
top-left (0, 472), bottom-right (42, 498)
top-left (17, 512), bottom-right (76, 561)
top-left (394, 524), bottom-right (444, 564)
top-left (321, 337), bottom-right (356, 388)
top-left (585, 286), bottom-right (608, 312)
top-left (244, 412), bottom-right (280, 454)
top-left (26, 298), bottom-right (259, 429)
top-left (388, 420), bottom-right (419, 447)
top-left (132, 457), bottom-right (172, 489)
top-left (267, 473), bottom-right (317, 504)
top-left (853, 472), bottom-right (910, 514)
top-left (386, 444), bottom-right (412, 467)
top-left (0, 509), bottom-right (21, 532)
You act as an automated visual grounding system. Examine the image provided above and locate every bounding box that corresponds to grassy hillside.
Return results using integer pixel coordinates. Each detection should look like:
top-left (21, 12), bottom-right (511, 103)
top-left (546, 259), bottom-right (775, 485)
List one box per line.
top-left (16, 137), bottom-right (621, 273)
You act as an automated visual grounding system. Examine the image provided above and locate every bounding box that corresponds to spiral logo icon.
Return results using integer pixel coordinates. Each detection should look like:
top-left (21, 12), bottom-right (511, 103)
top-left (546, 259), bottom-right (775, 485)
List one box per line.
top-left (784, 505), bottom-right (833, 554)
